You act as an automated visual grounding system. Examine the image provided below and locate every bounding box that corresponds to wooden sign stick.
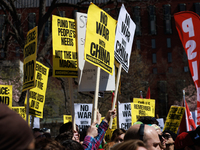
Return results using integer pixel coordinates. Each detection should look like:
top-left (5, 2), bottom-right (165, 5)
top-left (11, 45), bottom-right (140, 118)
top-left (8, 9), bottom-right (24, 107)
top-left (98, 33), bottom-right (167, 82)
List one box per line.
top-left (69, 78), bottom-right (76, 131)
top-left (109, 63), bottom-right (122, 129)
top-left (92, 66), bottom-right (101, 123)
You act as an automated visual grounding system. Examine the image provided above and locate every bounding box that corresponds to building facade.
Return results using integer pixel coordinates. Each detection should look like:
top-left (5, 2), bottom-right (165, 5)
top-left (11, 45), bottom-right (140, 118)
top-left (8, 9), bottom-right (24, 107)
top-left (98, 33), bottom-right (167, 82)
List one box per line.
top-left (0, 0), bottom-right (198, 119)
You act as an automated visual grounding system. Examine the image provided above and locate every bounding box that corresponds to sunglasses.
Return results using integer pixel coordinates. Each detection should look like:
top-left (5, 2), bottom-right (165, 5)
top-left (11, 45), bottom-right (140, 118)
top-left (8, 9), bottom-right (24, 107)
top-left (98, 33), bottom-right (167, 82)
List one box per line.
top-left (159, 134), bottom-right (164, 142)
top-left (162, 134), bottom-right (171, 139)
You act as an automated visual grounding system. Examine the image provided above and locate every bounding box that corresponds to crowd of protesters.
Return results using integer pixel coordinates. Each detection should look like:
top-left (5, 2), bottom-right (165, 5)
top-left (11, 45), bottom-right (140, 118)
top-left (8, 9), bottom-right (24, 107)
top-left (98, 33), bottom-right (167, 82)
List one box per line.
top-left (1, 103), bottom-right (200, 150)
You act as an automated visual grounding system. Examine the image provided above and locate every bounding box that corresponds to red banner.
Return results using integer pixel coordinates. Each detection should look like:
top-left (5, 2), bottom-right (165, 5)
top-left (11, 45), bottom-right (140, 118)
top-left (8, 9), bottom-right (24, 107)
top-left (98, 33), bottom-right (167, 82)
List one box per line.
top-left (185, 100), bottom-right (196, 131)
top-left (174, 11), bottom-right (200, 125)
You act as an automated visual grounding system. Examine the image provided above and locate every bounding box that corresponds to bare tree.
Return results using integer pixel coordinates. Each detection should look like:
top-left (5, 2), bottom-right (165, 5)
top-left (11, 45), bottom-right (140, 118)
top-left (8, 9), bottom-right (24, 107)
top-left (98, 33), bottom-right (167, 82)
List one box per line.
top-left (0, 0), bottom-right (152, 117)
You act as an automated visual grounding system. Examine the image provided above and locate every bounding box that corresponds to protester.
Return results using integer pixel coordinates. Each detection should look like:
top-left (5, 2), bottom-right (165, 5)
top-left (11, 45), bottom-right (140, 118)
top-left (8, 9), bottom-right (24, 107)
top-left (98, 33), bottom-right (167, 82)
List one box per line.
top-left (111, 128), bottom-right (126, 143)
top-left (55, 131), bottom-right (75, 144)
top-left (137, 116), bottom-right (159, 125)
top-left (162, 130), bottom-right (175, 150)
top-left (35, 138), bottom-right (64, 150)
top-left (175, 126), bottom-right (200, 150)
top-left (103, 128), bottom-right (126, 150)
top-left (151, 124), bottom-right (166, 150)
top-left (111, 139), bottom-right (147, 150)
top-left (62, 139), bottom-right (84, 150)
top-left (0, 104), bottom-right (35, 150)
top-left (33, 128), bottom-right (45, 140)
top-left (82, 109), bottom-right (116, 150)
top-left (58, 121), bottom-right (80, 143)
top-left (124, 123), bottom-right (161, 150)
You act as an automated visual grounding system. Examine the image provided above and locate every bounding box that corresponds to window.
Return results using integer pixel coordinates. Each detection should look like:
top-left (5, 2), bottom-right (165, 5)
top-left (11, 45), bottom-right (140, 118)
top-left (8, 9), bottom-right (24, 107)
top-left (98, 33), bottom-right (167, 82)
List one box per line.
top-left (168, 52), bottom-right (172, 63)
top-left (168, 67), bottom-right (173, 73)
top-left (133, 6), bottom-right (141, 36)
top-left (153, 68), bottom-right (157, 74)
top-left (183, 51), bottom-right (188, 62)
top-left (163, 4), bottom-right (172, 34)
top-left (136, 40), bottom-right (140, 50)
top-left (28, 13), bottom-right (36, 30)
top-left (152, 53), bottom-right (156, 64)
top-left (184, 66), bottom-right (189, 72)
top-left (194, 3), bottom-right (200, 16)
top-left (151, 39), bottom-right (156, 49)
top-left (43, 18), bottom-right (50, 41)
top-left (73, 10), bottom-right (78, 19)
top-left (1, 49), bottom-right (5, 58)
top-left (167, 38), bottom-right (171, 48)
top-left (14, 14), bottom-right (21, 43)
top-left (179, 3), bottom-right (186, 11)
top-left (148, 5), bottom-right (157, 35)
top-left (0, 15), bottom-right (5, 44)
top-left (59, 11), bottom-right (65, 17)
top-left (103, 8), bottom-right (110, 15)
top-left (16, 47), bottom-right (20, 57)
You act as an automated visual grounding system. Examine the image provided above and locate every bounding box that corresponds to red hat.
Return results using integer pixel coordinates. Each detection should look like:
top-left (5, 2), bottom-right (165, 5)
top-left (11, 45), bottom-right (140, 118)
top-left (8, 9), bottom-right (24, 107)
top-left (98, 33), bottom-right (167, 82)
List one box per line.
top-left (175, 132), bottom-right (194, 149)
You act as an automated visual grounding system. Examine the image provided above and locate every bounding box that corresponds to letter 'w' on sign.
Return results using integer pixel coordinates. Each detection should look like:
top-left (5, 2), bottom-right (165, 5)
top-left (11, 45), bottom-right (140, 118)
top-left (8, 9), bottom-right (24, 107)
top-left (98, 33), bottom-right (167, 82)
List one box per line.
top-left (174, 11), bottom-right (200, 125)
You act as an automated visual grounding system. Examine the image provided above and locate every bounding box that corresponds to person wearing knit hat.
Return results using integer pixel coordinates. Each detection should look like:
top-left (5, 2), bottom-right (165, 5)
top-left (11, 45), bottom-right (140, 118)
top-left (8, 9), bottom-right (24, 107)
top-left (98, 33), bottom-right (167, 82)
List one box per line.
top-left (0, 104), bottom-right (35, 150)
top-left (175, 126), bottom-right (200, 150)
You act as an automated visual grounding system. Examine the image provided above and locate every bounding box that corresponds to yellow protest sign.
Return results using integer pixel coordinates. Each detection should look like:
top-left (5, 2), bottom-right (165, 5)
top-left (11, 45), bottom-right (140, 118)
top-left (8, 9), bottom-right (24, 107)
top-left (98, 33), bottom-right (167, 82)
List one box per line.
top-left (131, 102), bottom-right (155, 124)
top-left (104, 128), bottom-right (115, 143)
top-left (133, 98), bottom-right (155, 114)
top-left (84, 3), bottom-right (117, 75)
top-left (63, 115), bottom-right (72, 124)
top-left (23, 26), bottom-right (37, 91)
top-left (101, 117), bottom-right (117, 129)
top-left (12, 106), bottom-right (27, 120)
top-left (0, 85), bottom-right (12, 108)
top-left (52, 15), bottom-right (78, 78)
top-left (25, 61), bottom-right (49, 118)
top-left (163, 106), bottom-right (185, 134)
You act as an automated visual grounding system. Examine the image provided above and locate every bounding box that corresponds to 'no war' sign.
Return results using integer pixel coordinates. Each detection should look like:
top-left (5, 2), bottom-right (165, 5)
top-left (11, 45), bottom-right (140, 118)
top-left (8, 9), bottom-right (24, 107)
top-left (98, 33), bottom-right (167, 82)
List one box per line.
top-left (118, 102), bottom-right (132, 130)
top-left (74, 103), bottom-right (92, 132)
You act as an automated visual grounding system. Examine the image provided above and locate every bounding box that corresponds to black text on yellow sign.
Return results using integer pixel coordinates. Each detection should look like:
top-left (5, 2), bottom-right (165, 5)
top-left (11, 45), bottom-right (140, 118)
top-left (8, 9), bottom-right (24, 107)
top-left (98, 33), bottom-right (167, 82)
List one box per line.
top-left (0, 85), bottom-right (12, 108)
top-left (163, 106), bottom-right (185, 134)
top-left (52, 15), bottom-right (78, 78)
top-left (23, 60), bottom-right (35, 90)
top-left (12, 106), bottom-right (26, 120)
top-left (86, 12), bottom-right (111, 73)
top-left (23, 26), bottom-right (37, 92)
top-left (84, 3), bottom-right (116, 75)
top-left (25, 62), bottom-right (49, 118)
top-left (57, 18), bottom-right (76, 46)
top-left (55, 50), bottom-right (77, 69)
top-left (131, 102), bottom-right (155, 124)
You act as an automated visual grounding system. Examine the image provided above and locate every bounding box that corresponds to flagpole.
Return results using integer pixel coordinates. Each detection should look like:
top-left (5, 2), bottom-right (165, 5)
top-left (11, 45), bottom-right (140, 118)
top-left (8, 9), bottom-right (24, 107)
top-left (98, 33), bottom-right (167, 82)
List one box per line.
top-left (26, 90), bottom-right (29, 124)
top-left (140, 91), bottom-right (143, 98)
top-left (183, 90), bottom-right (188, 131)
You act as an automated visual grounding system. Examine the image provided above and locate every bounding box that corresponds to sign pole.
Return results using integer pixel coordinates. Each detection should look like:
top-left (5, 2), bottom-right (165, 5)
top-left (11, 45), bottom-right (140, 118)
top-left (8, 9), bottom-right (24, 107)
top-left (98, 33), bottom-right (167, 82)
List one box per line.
top-left (26, 90), bottom-right (29, 124)
top-left (69, 78), bottom-right (76, 131)
top-left (92, 66), bottom-right (101, 123)
top-left (117, 101), bottom-right (119, 129)
top-left (31, 115), bottom-right (34, 129)
top-left (109, 64), bottom-right (122, 129)
top-left (183, 90), bottom-right (188, 130)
